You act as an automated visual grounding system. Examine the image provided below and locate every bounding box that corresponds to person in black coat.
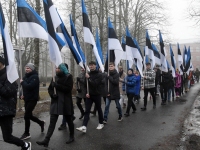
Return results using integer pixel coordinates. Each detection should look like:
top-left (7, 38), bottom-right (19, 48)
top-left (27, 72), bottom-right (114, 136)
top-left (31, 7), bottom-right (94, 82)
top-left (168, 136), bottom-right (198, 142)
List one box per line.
top-left (0, 56), bottom-right (31, 150)
top-left (36, 63), bottom-right (74, 147)
top-left (20, 63), bottom-right (45, 140)
top-left (76, 61), bottom-right (104, 133)
top-left (103, 62), bottom-right (123, 123)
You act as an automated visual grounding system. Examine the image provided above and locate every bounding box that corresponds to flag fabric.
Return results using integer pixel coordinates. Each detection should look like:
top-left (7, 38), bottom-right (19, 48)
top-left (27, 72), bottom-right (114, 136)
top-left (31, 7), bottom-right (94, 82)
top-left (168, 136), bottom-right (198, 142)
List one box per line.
top-left (43, 0), bottom-right (65, 67)
top-left (0, 3), bottom-right (19, 83)
top-left (184, 46), bottom-right (191, 74)
top-left (159, 30), bottom-right (168, 72)
top-left (152, 43), bottom-right (161, 66)
top-left (81, 0), bottom-right (104, 72)
top-left (56, 13), bottom-right (84, 68)
top-left (70, 15), bottom-right (86, 65)
top-left (177, 43), bottom-right (183, 75)
top-left (166, 60), bottom-right (171, 71)
top-left (170, 44), bottom-right (176, 77)
top-left (126, 27), bottom-right (143, 76)
top-left (121, 36), bottom-right (133, 68)
top-left (17, 0), bottom-right (48, 40)
top-left (107, 18), bottom-right (124, 71)
top-left (143, 46), bottom-right (150, 70)
top-left (145, 30), bottom-right (155, 69)
top-left (183, 45), bottom-right (187, 68)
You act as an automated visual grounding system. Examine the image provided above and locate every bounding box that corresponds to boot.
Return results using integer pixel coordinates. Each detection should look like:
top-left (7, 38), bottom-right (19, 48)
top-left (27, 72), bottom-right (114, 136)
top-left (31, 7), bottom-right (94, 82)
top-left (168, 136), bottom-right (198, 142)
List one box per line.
top-left (66, 136), bottom-right (74, 144)
top-left (36, 138), bottom-right (49, 147)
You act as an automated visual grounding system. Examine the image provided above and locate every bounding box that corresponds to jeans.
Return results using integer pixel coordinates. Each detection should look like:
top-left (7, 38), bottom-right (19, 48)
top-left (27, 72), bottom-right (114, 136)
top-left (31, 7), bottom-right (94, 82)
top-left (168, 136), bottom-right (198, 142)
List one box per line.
top-left (126, 94), bottom-right (136, 114)
top-left (104, 98), bottom-right (122, 121)
top-left (76, 97), bottom-right (86, 115)
top-left (0, 116), bottom-right (24, 147)
top-left (82, 95), bottom-right (103, 126)
top-left (167, 87), bottom-right (174, 101)
top-left (24, 101), bottom-right (43, 134)
top-left (46, 114), bottom-right (74, 140)
top-left (144, 88), bottom-right (156, 107)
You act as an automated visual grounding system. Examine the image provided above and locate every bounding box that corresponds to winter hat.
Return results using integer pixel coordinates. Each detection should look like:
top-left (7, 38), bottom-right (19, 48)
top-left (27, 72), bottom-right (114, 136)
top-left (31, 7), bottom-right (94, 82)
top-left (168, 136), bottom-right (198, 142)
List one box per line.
top-left (25, 63), bottom-right (35, 70)
top-left (59, 63), bottom-right (69, 75)
top-left (0, 56), bottom-right (5, 65)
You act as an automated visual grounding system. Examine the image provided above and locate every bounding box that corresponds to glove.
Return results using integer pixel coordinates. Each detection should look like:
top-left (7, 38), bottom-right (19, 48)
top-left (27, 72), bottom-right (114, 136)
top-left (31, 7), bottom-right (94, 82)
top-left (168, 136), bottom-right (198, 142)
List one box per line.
top-left (77, 77), bottom-right (80, 81)
top-left (52, 82), bottom-right (57, 88)
top-left (51, 94), bottom-right (58, 99)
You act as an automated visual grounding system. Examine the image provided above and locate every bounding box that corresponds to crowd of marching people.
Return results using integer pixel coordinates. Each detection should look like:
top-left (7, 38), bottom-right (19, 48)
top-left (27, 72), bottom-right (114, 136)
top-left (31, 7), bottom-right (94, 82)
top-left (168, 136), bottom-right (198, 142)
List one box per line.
top-left (1, 56), bottom-right (200, 150)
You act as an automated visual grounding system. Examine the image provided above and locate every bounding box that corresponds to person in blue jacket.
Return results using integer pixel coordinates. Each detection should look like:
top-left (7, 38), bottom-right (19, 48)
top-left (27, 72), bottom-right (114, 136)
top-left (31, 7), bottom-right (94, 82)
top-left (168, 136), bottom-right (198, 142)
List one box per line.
top-left (123, 68), bottom-right (137, 116)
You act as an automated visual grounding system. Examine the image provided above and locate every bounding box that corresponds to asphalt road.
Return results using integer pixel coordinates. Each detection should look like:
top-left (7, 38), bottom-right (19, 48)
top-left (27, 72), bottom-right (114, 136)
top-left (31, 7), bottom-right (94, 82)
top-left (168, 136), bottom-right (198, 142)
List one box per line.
top-left (1, 84), bottom-right (200, 150)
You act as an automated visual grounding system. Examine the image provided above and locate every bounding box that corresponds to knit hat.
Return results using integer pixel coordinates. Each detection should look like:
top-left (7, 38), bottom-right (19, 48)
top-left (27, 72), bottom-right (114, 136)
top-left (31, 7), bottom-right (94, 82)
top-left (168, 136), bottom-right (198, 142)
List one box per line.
top-left (25, 63), bottom-right (35, 70)
top-left (59, 63), bottom-right (69, 75)
top-left (0, 56), bottom-right (5, 65)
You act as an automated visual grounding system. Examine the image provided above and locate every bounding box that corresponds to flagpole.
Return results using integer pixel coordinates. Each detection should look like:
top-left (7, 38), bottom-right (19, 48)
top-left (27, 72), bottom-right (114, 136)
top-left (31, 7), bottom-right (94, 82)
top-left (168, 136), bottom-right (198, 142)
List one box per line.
top-left (84, 42), bottom-right (89, 95)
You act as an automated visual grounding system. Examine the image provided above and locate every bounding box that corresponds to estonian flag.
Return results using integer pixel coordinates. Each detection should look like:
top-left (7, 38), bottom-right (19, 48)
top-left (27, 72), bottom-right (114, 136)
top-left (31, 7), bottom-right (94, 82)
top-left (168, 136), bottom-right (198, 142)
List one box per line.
top-left (143, 47), bottom-right (150, 71)
top-left (70, 15), bottom-right (86, 65)
top-left (81, 0), bottom-right (104, 72)
top-left (126, 27), bottom-right (143, 76)
top-left (43, 0), bottom-right (65, 67)
top-left (170, 44), bottom-right (176, 77)
top-left (121, 36), bottom-right (133, 68)
top-left (152, 43), bottom-right (161, 66)
top-left (17, 0), bottom-right (48, 40)
top-left (159, 30), bottom-right (168, 72)
top-left (177, 43), bottom-right (184, 75)
top-left (56, 13), bottom-right (84, 68)
top-left (183, 45), bottom-right (187, 68)
top-left (0, 3), bottom-right (19, 83)
top-left (95, 28), bottom-right (104, 70)
top-left (166, 60), bottom-right (171, 71)
top-left (145, 30), bottom-right (155, 69)
top-left (184, 46), bottom-right (191, 74)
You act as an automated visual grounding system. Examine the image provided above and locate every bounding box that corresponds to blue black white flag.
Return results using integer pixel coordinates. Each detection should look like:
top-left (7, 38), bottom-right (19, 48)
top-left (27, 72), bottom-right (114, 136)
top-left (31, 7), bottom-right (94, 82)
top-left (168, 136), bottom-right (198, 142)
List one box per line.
top-left (159, 30), bottom-right (168, 72)
top-left (184, 46), bottom-right (191, 74)
top-left (183, 45), bottom-right (187, 68)
top-left (0, 3), bottom-right (19, 83)
top-left (170, 44), bottom-right (176, 77)
top-left (81, 0), bottom-right (104, 71)
top-left (145, 30), bottom-right (155, 68)
top-left (17, 0), bottom-right (48, 40)
top-left (177, 43), bottom-right (183, 75)
top-left (43, 0), bottom-right (65, 67)
top-left (152, 43), bottom-right (161, 66)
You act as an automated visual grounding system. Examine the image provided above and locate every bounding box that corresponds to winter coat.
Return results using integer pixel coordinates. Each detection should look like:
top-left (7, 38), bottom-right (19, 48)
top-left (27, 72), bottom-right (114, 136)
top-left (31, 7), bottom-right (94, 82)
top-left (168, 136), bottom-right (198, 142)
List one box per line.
top-left (21, 70), bottom-right (39, 101)
top-left (0, 68), bottom-right (18, 117)
top-left (76, 72), bottom-right (86, 98)
top-left (88, 70), bottom-right (102, 96)
top-left (122, 74), bottom-right (136, 95)
top-left (175, 73), bottom-right (182, 88)
top-left (107, 69), bottom-right (120, 100)
top-left (133, 75), bottom-right (141, 96)
top-left (48, 73), bottom-right (74, 115)
top-left (100, 72), bottom-right (107, 97)
top-left (155, 69), bottom-right (161, 85)
top-left (119, 71), bottom-right (126, 95)
top-left (160, 72), bottom-right (172, 89)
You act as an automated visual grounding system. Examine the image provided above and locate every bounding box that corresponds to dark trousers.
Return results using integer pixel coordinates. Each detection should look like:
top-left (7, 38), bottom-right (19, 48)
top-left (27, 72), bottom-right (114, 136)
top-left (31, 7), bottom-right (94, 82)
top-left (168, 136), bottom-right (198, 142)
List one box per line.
top-left (126, 94), bottom-right (136, 114)
top-left (46, 114), bottom-right (74, 140)
top-left (24, 101), bottom-right (43, 134)
top-left (83, 95), bottom-right (103, 126)
top-left (76, 97), bottom-right (86, 115)
top-left (0, 116), bottom-right (24, 147)
top-left (175, 87), bottom-right (181, 96)
top-left (144, 88), bottom-right (156, 107)
top-left (93, 97), bottom-right (106, 113)
top-left (160, 86), bottom-right (168, 102)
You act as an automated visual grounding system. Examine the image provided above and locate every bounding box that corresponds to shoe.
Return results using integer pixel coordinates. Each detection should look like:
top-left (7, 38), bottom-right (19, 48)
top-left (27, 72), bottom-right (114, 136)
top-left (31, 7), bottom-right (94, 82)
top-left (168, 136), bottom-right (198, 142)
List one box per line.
top-left (103, 120), bottom-right (107, 124)
top-left (153, 105), bottom-right (156, 109)
top-left (96, 124), bottom-right (104, 130)
top-left (58, 124), bottom-right (67, 130)
top-left (76, 126), bottom-right (87, 133)
top-left (36, 138), bottom-right (49, 147)
top-left (132, 110), bottom-right (136, 113)
top-left (161, 102), bottom-right (166, 105)
top-left (118, 116), bottom-right (123, 121)
top-left (124, 113), bottom-right (130, 117)
top-left (79, 114), bottom-right (84, 119)
top-left (141, 107), bottom-right (146, 111)
top-left (20, 133), bottom-right (31, 140)
top-left (66, 136), bottom-right (74, 144)
top-left (22, 142), bottom-right (31, 150)
top-left (40, 120), bottom-right (45, 133)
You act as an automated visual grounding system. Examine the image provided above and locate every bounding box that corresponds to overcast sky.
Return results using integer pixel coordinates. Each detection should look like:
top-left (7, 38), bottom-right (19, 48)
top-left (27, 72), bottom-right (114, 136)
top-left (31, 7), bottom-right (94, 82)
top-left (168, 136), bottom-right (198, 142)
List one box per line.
top-left (165, 0), bottom-right (200, 43)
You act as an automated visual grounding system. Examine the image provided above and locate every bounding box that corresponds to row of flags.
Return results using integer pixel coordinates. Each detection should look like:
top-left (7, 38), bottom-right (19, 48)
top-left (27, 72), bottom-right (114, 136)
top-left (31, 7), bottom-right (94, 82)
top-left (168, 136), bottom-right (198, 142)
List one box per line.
top-left (0, 0), bottom-right (194, 83)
